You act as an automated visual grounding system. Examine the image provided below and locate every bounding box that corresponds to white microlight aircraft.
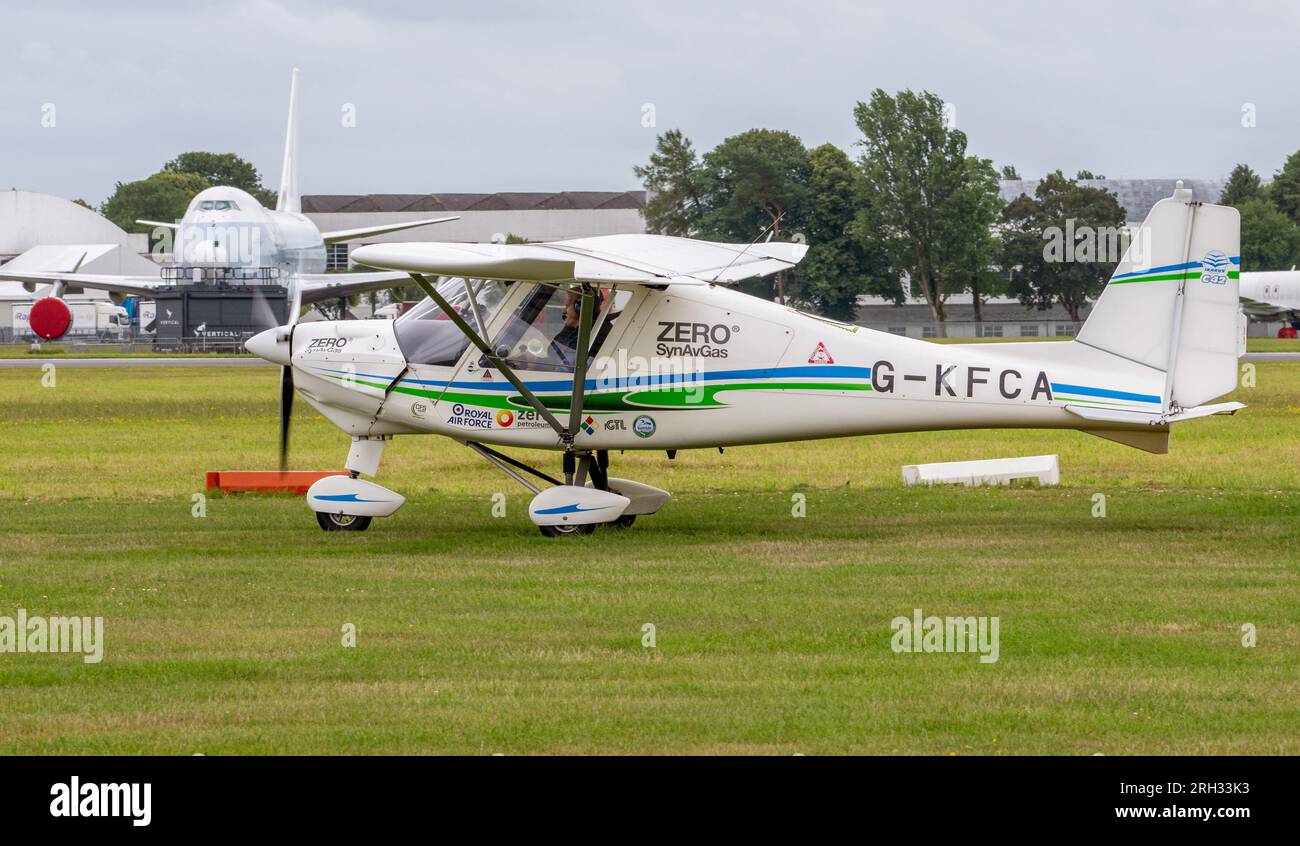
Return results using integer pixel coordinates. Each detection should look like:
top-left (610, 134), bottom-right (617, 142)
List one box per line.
top-left (246, 184), bottom-right (1245, 537)
top-left (0, 68), bottom-right (458, 342)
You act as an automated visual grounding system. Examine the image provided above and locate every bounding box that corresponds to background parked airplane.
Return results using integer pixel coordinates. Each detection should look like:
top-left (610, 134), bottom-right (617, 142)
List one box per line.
top-left (0, 69), bottom-right (457, 341)
top-left (1239, 269), bottom-right (1300, 330)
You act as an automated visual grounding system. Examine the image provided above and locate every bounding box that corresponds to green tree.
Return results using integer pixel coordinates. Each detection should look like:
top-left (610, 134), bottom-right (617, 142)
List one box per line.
top-left (1075, 170), bottom-right (1104, 180)
top-left (1269, 150), bottom-right (1300, 222)
top-left (942, 156), bottom-right (1005, 322)
top-left (790, 143), bottom-right (897, 319)
top-left (163, 152), bottom-right (276, 207)
top-left (1219, 163), bottom-right (1266, 207)
top-left (1238, 198), bottom-right (1300, 271)
top-left (100, 171), bottom-right (211, 246)
top-left (699, 129), bottom-right (810, 240)
top-left (1000, 164), bottom-right (1020, 180)
top-left (633, 129), bottom-right (708, 236)
top-left (999, 171), bottom-right (1126, 322)
top-left (698, 129), bottom-right (811, 302)
top-left (853, 88), bottom-right (1001, 323)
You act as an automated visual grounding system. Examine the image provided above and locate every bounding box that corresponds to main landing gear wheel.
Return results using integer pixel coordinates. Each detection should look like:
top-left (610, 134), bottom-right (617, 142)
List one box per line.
top-left (316, 512), bottom-right (373, 532)
top-left (538, 522), bottom-right (597, 538)
top-left (607, 514), bottom-right (636, 529)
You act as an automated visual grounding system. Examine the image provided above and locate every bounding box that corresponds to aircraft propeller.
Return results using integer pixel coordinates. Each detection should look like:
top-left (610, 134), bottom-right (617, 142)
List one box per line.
top-left (251, 283), bottom-right (303, 471)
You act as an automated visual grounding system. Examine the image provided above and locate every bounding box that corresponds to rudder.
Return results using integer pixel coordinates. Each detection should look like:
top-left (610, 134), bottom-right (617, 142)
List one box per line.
top-left (1076, 184), bottom-right (1241, 411)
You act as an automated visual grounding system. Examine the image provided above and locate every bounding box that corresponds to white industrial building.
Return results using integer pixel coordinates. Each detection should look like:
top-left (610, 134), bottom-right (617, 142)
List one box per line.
top-left (0, 190), bottom-right (162, 340)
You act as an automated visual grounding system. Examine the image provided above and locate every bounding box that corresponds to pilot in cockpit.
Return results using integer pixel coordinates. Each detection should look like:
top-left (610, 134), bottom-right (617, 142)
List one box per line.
top-left (549, 289), bottom-right (605, 367)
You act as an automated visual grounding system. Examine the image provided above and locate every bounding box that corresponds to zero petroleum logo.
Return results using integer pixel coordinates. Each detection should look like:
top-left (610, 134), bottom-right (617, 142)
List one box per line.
top-left (497, 408), bottom-right (550, 430)
top-left (448, 402), bottom-right (493, 429)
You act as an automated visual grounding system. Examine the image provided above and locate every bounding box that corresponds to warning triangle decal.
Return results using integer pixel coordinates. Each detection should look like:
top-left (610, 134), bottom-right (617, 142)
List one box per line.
top-left (808, 342), bottom-right (834, 364)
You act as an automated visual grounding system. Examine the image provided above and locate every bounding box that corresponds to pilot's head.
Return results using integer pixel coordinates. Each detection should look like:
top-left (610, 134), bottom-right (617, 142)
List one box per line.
top-left (563, 289), bottom-right (605, 328)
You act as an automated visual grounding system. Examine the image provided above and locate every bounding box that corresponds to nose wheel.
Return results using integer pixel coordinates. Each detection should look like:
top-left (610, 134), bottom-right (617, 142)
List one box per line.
top-left (315, 512), bottom-right (373, 532)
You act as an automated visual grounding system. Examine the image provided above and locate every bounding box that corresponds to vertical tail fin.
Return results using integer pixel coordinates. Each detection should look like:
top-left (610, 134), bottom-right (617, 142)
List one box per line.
top-left (1076, 183), bottom-right (1241, 411)
top-left (276, 68), bottom-right (301, 214)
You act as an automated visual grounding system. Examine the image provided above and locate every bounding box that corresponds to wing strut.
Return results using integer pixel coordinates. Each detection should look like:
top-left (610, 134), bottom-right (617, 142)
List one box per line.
top-left (566, 284), bottom-right (596, 443)
top-left (408, 273), bottom-right (569, 439)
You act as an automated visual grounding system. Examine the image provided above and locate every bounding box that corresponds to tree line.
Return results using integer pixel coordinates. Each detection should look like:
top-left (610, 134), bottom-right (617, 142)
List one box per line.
top-left (1218, 159), bottom-right (1300, 271)
top-left (96, 152), bottom-right (277, 247)
top-left (88, 94), bottom-right (1300, 323)
top-left (637, 89), bottom-right (1300, 323)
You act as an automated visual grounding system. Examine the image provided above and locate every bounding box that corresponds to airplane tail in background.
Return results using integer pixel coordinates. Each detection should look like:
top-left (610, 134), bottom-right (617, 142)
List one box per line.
top-left (1076, 183), bottom-right (1244, 412)
top-left (276, 68), bottom-right (301, 215)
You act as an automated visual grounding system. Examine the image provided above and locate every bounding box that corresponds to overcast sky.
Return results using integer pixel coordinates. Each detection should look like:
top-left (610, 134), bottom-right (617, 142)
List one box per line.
top-left (2, 0), bottom-right (1298, 205)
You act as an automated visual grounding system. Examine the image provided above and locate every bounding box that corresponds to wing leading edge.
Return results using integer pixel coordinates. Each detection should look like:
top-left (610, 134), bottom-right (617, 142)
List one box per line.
top-left (349, 234), bottom-right (809, 286)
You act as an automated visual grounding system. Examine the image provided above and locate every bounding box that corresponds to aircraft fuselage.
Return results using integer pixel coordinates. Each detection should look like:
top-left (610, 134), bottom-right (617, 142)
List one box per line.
top-left (285, 280), bottom-right (1174, 452)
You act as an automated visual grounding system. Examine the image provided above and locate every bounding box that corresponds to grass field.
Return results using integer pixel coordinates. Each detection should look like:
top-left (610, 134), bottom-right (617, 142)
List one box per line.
top-left (0, 363), bottom-right (1297, 754)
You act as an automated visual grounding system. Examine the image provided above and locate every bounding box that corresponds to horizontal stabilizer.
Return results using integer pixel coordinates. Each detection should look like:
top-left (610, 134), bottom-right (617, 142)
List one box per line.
top-left (1165, 401), bottom-right (1245, 422)
top-left (1065, 401), bottom-right (1244, 426)
top-left (1063, 405), bottom-right (1163, 426)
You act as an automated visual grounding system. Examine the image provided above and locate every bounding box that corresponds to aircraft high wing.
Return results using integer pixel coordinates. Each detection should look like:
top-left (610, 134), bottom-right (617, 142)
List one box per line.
top-left (350, 235), bottom-right (809, 285)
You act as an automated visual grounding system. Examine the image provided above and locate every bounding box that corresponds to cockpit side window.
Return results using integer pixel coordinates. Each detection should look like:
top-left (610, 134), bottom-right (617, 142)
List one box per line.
top-left (491, 285), bottom-right (626, 373)
top-left (393, 277), bottom-right (509, 366)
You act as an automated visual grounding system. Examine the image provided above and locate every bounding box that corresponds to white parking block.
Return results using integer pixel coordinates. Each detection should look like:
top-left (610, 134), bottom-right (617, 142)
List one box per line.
top-left (902, 454), bottom-right (1060, 487)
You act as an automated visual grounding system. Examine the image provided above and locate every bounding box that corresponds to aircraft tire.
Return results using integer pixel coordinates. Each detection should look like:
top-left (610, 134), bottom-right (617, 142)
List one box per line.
top-left (316, 512), bottom-right (373, 532)
top-left (538, 523), bottom-right (597, 538)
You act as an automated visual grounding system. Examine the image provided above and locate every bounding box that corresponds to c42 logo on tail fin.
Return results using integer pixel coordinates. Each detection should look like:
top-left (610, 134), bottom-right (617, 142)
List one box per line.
top-left (1199, 251), bottom-right (1230, 285)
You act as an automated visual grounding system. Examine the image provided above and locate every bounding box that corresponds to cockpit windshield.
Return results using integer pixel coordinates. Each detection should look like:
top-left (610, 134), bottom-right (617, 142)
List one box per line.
top-left (196, 200), bottom-right (240, 211)
top-left (394, 277), bottom-right (510, 366)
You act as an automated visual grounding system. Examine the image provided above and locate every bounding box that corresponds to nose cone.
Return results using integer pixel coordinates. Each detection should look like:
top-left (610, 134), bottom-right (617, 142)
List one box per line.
top-left (246, 327), bottom-right (290, 365)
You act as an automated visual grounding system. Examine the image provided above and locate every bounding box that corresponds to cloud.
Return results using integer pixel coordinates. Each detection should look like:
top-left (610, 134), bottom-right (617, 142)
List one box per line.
top-left (1, 0), bottom-right (1298, 204)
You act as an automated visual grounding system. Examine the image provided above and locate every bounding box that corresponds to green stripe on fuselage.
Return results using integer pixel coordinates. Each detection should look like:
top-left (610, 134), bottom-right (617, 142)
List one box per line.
top-left (393, 379), bottom-right (873, 412)
top-left (1110, 270), bottom-right (1239, 285)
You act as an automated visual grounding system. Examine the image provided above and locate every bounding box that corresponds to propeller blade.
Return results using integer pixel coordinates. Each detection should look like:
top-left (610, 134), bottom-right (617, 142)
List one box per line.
top-left (250, 286), bottom-right (279, 331)
top-left (286, 283), bottom-right (304, 328)
top-left (279, 364), bottom-right (294, 472)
